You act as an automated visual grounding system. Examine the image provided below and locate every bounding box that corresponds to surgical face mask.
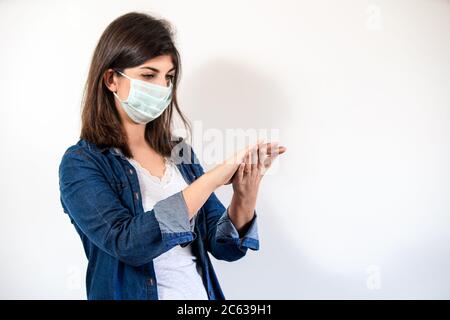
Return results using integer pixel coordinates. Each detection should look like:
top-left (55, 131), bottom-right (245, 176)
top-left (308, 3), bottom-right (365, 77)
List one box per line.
top-left (113, 70), bottom-right (173, 124)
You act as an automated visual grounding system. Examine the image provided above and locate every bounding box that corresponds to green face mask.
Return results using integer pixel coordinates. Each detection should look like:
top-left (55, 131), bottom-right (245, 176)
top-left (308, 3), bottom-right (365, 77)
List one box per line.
top-left (113, 70), bottom-right (173, 124)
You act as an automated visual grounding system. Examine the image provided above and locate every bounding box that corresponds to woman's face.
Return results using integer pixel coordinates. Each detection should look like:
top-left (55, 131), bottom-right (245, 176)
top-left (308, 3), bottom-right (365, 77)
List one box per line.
top-left (106, 54), bottom-right (175, 124)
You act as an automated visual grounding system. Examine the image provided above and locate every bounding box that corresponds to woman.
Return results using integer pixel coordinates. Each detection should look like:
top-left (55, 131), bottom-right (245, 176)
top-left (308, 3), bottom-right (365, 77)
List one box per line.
top-left (58, 12), bottom-right (286, 300)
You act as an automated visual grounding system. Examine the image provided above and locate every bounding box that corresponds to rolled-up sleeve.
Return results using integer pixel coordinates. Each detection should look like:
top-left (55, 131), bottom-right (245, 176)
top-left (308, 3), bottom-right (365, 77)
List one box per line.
top-left (153, 191), bottom-right (197, 247)
top-left (215, 208), bottom-right (259, 251)
top-left (59, 148), bottom-right (195, 267)
top-left (202, 191), bottom-right (260, 262)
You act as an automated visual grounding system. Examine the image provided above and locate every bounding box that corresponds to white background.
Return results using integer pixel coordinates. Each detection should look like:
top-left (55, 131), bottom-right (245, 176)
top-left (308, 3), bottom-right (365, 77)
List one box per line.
top-left (1, 0), bottom-right (450, 299)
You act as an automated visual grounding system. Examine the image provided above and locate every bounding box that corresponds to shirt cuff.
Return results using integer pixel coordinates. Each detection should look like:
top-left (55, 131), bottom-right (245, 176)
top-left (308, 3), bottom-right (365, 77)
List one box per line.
top-left (153, 191), bottom-right (197, 247)
top-left (215, 207), bottom-right (259, 250)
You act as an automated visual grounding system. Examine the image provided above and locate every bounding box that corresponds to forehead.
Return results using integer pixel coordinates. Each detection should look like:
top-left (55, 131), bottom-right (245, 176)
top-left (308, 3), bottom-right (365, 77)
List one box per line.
top-left (138, 55), bottom-right (175, 71)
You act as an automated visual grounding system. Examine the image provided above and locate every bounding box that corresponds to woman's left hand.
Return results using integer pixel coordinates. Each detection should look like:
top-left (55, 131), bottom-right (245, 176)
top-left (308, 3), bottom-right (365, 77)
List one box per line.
top-left (230, 141), bottom-right (287, 195)
top-left (226, 141), bottom-right (286, 235)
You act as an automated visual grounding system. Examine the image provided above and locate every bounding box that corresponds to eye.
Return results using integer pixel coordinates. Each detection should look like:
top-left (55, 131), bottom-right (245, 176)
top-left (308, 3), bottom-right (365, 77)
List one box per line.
top-left (166, 75), bottom-right (175, 80)
top-left (142, 74), bottom-right (155, 79)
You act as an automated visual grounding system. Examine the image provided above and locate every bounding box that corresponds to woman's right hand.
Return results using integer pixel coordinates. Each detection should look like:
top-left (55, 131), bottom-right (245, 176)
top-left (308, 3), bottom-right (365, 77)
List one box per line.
top-left (207, 143), bottom-right (255, 188)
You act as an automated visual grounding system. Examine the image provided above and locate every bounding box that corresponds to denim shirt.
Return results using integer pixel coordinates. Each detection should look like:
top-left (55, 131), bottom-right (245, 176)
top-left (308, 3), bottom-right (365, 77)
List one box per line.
top-left (58, 137), bottom-right (259, 300)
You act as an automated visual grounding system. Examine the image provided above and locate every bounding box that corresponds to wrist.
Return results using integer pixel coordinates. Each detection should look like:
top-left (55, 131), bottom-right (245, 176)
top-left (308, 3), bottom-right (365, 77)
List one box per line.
top-left (203, 168), bottom-right (223, 190)
top-left (230, 193), bottom-right (256, 214)
top-left (233, 187), bottom-right (258, 204)
top-left (228, 198), bottom-right (256, 236)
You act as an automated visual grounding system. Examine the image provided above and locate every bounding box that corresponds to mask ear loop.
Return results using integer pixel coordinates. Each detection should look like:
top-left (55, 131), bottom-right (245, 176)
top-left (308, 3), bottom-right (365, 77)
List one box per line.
top-left (114, 69), bottom-right (132, 80)
top-left (112, 91), bottom-right (122, 102)
top-left (112, 69), bottom-right (130, 102)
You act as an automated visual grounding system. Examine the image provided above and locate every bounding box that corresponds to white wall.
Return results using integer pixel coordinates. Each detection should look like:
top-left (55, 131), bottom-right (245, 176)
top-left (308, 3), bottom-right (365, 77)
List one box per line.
top-left (1, 0), bottom-right (449, 299)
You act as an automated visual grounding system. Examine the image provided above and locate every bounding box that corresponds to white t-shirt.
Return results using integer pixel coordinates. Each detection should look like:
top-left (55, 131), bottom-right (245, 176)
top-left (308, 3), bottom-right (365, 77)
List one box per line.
top-left (127, 156), bottom-right (209, 300)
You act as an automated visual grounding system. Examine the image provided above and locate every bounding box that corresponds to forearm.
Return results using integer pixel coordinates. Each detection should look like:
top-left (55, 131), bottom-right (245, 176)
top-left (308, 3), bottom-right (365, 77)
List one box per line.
top-left (182, 170), bottom-right (220, 219)
top-left (228, 192), bottom-right (257, 237)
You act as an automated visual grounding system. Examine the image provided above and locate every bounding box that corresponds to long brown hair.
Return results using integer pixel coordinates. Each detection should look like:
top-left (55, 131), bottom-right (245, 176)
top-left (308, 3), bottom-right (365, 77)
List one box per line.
top-left (80, 12), bottom-right (191, 158)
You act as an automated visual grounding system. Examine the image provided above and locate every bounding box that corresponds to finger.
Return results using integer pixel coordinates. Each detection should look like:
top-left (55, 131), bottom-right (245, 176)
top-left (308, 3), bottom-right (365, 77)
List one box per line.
top-left (260, 151), bottom-right (273, 176)
top-left (252, 139), bottom-right (265, 161)
top-left (258, 142), bottom-right (267, 171)
top-left (267, 142), bottom-right (279, 156)
top-left (265, 146), bottom-right (287, 172)
top-left (237, 162), bottom-right (245, 181)
top-left (266, 143), bottom-right (287, 156)
top-left (251, 144), bottom-right (259, 175)
top-left (244, 149), bottom-right (252, 174)
top-left (277, 146), bottom-right (287, 155)
top-left (263, 153), bottom-right (274, 168)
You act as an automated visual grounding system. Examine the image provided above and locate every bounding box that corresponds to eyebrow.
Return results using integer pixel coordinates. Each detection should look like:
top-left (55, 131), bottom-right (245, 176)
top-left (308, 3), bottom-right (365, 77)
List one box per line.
top-left (139, 66), bottom-right (176, 73)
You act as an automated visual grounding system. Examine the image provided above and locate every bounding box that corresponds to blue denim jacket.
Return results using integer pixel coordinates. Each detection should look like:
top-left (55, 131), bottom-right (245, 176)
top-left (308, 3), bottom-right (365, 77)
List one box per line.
top-left (58, 137), bottom-right (259, 300)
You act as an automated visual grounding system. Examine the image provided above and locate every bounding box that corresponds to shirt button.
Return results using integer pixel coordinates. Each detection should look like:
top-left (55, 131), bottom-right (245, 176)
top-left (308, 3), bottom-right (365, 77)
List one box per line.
top-left (147, 278), bottom-right (154, 286)
top-left (135, 192), bottom-right (139, 200)
top-left (129, 168), bottom-right (133, 175)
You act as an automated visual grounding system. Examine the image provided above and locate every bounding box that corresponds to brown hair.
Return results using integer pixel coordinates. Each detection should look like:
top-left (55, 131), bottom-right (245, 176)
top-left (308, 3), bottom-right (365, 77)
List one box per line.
top-left (80, 12), bottom-right (191, 158)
